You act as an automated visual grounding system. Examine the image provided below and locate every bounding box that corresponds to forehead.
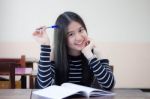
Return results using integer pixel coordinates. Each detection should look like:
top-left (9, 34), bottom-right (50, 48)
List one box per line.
top-left (67, 21), bottom-right (82, 32)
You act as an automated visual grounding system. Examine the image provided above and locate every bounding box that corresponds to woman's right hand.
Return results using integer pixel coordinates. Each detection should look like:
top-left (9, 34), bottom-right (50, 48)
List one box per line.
top-left (32, 26), bottom-right (50, 45)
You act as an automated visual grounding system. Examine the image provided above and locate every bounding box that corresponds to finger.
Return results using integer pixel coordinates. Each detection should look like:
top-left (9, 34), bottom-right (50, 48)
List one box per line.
top-left (42, 26), bottom-right (47, 31)
top-left (87, 37), bottom-right (91, 41)
top-left (88, 40), bottom-right (95, 49)
top-left (88, 38), bottom-right (95, 46)
top-left (36, 26), bottom-right (46, 30)
top-left (34, 26), bottom-right (45, 37)
top-left (32, 31), bottom-right (37, 36)
top-left (32, 31), bottom-right (40, 36)
top-left (85, 38), bottom-right (90, 45)
top-left (39, 29), bottom-right (43, 37)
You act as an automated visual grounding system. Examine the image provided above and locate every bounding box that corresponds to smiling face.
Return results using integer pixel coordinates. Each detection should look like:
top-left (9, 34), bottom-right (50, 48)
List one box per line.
top-left (67, 21), bottom-right (88, 56)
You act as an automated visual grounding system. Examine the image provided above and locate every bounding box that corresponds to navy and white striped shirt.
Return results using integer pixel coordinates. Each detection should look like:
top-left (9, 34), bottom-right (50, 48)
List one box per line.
top-left (37, 45), bottom-right (115, 90)
top-left (68, 58), bottom-right (83, 84)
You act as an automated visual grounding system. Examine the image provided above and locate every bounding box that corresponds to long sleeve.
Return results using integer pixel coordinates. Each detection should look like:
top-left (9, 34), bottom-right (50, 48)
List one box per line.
top-left (36, 45), bottom-right (55, 89)
top-left (89, 58), bottom-right (115, 90)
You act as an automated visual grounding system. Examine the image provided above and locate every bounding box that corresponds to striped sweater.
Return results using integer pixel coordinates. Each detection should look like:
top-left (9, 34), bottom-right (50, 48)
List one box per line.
top-left (37, 45), bottom-right (115, 90)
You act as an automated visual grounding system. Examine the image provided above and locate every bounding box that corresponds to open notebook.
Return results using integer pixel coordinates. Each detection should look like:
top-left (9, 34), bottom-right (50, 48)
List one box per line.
top-left (33, 83), bottom-right (115, 99)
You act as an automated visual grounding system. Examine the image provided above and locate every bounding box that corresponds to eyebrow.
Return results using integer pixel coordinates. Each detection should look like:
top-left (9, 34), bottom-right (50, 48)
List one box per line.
top-left (67, 27), bottom-right (84, 34)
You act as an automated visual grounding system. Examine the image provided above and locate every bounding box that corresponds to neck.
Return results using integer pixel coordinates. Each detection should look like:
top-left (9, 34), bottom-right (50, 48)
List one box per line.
top-left (68, 50), bottom-right (81, 56)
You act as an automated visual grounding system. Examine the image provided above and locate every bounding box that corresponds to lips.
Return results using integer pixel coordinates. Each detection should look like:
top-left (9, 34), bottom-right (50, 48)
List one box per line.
top-left (75, 42), bottom-right (83, 45)
top-left (75, 41), bottom-right (85, 47)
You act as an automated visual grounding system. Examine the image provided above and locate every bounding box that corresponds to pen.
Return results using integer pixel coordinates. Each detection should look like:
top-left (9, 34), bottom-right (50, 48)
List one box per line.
top-left (46, 25), bottom-right (59, 29)
top-left (36, 25), bottom-right (59, 31)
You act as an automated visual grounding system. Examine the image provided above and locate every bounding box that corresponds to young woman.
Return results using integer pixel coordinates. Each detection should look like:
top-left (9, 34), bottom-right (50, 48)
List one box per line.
top-left (33, 11), bottom-right (115, 90)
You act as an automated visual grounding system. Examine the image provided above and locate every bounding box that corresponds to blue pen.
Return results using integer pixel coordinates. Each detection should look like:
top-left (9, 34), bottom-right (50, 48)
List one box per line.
top-left (47, 25), bottom-right (59, 29)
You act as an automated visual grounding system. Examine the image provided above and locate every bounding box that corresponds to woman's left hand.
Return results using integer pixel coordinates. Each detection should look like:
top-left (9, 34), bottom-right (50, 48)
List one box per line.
top-left (81, 38), bottom-right (96, 59)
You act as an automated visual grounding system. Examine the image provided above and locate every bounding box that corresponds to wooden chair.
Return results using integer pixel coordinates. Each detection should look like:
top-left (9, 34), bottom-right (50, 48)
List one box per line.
top-left (0, 63), bottom-right (15, 88)
top-left (0, 55), bottom-right (26, 88)
top-left (0, 55), bottom-right (26, 67)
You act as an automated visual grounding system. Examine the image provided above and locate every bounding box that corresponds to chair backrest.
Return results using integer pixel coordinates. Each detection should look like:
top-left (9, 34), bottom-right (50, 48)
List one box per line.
top-left (0, 55), bottom-right (26, 67)
top-left (0, 63), bottom-right (15, 88)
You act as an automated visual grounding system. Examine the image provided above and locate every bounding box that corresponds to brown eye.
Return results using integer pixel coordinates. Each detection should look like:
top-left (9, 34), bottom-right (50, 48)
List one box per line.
top-left (68, 32), bottom-right (74, 37)
top-left (79, 28), bottom-right (85, 33)
top-left (69, 33), bottom-right (73, 36)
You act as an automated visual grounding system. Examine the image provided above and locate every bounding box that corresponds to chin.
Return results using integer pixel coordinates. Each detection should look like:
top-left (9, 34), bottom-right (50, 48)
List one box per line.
top-left (75, 46), bottom-right (85, 51)
top-left (71, 44), bottom-right (86, 51)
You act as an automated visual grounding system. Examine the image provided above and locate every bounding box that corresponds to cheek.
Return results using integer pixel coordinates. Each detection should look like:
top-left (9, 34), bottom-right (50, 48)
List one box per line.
top-left (81, 34), bottom-right (88, 47)
top-left (83, 33), bottom-right (88, 41)
top-left (67, 38), bottom-right (74, 47)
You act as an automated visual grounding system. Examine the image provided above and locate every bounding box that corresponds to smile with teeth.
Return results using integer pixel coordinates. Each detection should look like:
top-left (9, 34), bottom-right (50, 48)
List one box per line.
top-left (75, 41), bottom-right (84, 46)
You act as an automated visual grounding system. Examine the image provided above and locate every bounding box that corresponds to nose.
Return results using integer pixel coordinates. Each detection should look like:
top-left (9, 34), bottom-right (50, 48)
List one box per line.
top-left (75, 33), bottom-right (82, 41)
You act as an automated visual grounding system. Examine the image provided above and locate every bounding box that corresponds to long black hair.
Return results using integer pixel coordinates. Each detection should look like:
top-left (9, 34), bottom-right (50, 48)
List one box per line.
top-left (54, 11), bottom-right (93, 86)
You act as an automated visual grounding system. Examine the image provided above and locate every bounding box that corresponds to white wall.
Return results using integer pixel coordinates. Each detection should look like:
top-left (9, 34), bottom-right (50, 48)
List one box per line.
top-left (0, 0), bottom-right (150, 88)
top-left (1, 0), bottom-right (150, 43)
